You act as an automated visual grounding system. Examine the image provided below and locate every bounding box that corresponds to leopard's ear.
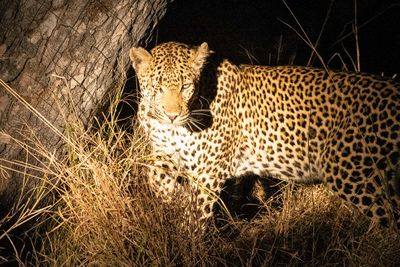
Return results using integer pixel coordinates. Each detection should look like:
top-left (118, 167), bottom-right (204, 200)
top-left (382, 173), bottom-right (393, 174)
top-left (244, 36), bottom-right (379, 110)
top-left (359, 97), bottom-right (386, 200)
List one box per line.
top-left (129, 47), bottom-right (152, 74)
top-left (191, 42), bottom-right (210, 73)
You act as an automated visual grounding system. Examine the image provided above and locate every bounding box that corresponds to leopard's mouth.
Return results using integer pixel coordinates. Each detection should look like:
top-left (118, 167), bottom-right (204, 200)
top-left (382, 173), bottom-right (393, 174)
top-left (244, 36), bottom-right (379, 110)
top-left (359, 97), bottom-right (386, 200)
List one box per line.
top-left (150, 110), bottom-right (190, 127)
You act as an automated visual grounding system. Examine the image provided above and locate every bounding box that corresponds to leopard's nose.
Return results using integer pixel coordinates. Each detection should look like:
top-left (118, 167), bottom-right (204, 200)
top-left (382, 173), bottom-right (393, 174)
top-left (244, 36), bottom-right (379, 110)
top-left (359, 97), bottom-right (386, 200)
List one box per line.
top-left (163, 105), bottom-right (182, 122)
top-left (166, 113), bottom-right (178, 122)
top-left (164, 109), bottom-right (182, 122)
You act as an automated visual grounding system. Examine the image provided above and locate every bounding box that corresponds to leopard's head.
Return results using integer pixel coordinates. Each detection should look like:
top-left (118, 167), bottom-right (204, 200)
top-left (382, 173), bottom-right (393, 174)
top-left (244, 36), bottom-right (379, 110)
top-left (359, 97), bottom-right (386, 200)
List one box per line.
top-left (129, 42), bottom-right (210, 126)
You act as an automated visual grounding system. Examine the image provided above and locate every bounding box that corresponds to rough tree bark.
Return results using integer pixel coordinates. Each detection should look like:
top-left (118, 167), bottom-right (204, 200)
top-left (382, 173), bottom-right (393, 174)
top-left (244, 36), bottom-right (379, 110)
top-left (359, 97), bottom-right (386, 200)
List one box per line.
top-left (0, 0), bottom-right (170, 211)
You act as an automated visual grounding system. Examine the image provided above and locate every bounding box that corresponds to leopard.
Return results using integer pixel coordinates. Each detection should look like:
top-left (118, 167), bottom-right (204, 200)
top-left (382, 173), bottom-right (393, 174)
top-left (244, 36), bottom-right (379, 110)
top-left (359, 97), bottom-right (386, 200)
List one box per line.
top-left (129, 41), bottom-right (400, 229)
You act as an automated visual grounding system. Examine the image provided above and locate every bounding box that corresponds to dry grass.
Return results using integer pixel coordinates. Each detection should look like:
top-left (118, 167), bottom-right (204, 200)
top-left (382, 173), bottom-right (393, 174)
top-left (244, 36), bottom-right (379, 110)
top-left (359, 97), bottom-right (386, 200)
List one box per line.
top-left (33, 117), bottom-right (220, 266)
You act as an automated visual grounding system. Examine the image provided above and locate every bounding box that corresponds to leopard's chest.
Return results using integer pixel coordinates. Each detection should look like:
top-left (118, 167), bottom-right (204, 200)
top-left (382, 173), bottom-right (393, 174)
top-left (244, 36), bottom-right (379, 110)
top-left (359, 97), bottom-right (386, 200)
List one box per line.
top-left (142, 118), bottom-right (201, 165)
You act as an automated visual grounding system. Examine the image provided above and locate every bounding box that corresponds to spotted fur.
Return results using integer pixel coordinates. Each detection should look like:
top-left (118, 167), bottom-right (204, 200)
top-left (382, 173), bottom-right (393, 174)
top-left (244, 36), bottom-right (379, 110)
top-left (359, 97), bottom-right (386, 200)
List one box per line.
top-left (129, 41), bottom-right (400, 228)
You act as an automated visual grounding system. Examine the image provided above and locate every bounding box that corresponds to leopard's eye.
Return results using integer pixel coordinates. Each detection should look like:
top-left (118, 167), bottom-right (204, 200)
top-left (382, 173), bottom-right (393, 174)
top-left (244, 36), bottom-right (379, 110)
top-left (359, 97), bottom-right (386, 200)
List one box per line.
top-left (182, 83), bottom-right (191, 91)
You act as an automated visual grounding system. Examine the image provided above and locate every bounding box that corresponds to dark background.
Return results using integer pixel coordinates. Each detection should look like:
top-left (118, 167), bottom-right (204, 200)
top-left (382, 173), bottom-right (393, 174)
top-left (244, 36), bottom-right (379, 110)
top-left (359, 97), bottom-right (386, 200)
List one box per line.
top-left (153, 0), bottom-right (400, 77)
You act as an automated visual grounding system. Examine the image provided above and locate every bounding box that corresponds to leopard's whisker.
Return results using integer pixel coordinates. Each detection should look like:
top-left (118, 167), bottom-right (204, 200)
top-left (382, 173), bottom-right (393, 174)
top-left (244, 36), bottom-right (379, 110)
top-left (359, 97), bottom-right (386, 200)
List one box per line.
top-left (188, 120), bottom-right (203, 132)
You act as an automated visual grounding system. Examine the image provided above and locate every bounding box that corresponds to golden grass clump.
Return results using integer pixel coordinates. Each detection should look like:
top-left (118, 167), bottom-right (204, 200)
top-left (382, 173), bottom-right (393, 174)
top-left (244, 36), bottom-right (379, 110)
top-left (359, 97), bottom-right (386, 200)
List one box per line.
top-left (33, 116), bottom-right (220, 266)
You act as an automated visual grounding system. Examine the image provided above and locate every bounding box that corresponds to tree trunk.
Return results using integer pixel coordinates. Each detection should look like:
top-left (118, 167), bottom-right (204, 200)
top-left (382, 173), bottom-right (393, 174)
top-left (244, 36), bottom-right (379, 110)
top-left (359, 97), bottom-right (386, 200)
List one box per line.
top-left (0, 0), bottom-right (169, 210)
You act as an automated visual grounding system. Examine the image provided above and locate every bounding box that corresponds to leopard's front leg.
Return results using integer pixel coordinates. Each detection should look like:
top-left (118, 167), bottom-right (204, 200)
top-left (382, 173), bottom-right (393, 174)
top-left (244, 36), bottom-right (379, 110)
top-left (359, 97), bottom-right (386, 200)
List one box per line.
top-left (183, 172), bottom-right (229, 227)
top-left (146, 154), bottom-right (187, 200)
top-left (146, 155), bottom-right (226, 228)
